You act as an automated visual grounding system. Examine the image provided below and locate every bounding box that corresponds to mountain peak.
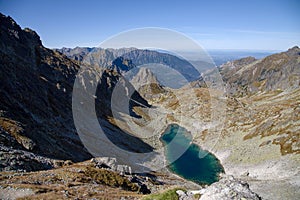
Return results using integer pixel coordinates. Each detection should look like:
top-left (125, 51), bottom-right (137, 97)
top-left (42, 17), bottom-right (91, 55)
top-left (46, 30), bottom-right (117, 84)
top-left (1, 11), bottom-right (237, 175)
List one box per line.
top-left (288, 45), bottom-right (299, 50)
top-left (0, 13), bottom-right (42, 53)
top-left (287, 45), bottom-right (300, 56)
top-left (131, 67), bottom-right (160, 87)
top-left (130, 67), bottom-right (165, 100)
top-left (220, 56), bottom-right (257, 69)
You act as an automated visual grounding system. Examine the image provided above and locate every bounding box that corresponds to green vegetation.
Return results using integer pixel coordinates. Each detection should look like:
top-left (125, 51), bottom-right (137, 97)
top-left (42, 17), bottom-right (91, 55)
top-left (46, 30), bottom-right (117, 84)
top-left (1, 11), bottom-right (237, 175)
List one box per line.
top-left (84, 165), bottom-right (139, 191)
top-left (194, 193), bottom-right (201, 199)
top-left (142, 188), bottom-right (185, 200)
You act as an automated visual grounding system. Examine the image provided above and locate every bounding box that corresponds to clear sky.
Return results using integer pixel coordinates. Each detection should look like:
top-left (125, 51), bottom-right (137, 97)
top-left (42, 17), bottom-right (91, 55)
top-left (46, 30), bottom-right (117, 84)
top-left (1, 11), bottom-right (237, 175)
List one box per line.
top-left (0, 0), bottom-right (299, 50)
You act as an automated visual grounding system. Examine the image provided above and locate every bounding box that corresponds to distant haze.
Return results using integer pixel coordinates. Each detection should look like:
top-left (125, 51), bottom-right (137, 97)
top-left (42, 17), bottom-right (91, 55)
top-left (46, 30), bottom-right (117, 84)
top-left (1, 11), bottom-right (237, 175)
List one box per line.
top-left (0, 1), bottom-right (298, 50)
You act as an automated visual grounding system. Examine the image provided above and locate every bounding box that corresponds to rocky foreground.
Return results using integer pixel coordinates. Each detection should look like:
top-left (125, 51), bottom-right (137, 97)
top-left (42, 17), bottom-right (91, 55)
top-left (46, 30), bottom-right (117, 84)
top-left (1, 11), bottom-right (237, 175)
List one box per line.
top-left (0, 157), bottom-right (199, 199)
top-left (1, 156), bottom-right (264, 200)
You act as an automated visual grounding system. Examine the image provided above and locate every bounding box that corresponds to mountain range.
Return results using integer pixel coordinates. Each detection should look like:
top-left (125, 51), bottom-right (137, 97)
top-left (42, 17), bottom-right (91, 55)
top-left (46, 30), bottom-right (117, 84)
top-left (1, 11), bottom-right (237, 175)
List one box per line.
top-left (55, 46), bottom-right (202, 86)
top-left (0, 13), bottom-right (299, 200)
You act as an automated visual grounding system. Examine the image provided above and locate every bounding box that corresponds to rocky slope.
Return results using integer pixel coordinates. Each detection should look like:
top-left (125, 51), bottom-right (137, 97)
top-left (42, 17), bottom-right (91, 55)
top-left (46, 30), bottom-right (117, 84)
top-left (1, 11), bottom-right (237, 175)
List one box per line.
top-left (0, 13), bottom-right (152, 172)
top-left (115, 46), bottom-right (300, 199)
top-left (72, 45), bottom-right (300, 199)
top-left (219, 47), bottom-right (300, 96)
top-left (0, 13), bottom-right (92, 170)
top-left (144, 48), bottom-right (300, 199)
top-left (130, 67), bottom-right (165, 101)
top-left (0, 156), bottom-right (202, 200)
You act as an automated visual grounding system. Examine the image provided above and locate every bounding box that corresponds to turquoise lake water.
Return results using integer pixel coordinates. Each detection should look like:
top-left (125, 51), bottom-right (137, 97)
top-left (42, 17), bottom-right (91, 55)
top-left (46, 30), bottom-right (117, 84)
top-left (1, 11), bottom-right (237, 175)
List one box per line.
top-left (160, 124), bottom-right (224, 185)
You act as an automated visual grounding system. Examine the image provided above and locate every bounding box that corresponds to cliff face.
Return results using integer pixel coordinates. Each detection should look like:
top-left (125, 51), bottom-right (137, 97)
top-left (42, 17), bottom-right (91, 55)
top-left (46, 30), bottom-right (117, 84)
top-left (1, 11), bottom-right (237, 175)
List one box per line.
top-left (0, 13), bottom-right (93, 170)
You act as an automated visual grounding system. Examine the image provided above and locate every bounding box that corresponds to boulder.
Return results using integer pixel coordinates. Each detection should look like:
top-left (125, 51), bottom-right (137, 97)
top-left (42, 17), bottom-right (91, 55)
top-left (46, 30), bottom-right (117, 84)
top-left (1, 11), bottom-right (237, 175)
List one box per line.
top-left (91, 157), bottom-right (132, 175)
top-left (199, 175), bottom-right (261, 200)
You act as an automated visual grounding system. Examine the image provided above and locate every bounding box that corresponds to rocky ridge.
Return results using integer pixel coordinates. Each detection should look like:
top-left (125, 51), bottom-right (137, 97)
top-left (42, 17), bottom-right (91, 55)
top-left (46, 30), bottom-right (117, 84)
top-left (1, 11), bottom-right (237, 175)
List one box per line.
top-left (55, 46), bottom-right (201, 85)
top-left (219, 47), bottom-right (300, 96)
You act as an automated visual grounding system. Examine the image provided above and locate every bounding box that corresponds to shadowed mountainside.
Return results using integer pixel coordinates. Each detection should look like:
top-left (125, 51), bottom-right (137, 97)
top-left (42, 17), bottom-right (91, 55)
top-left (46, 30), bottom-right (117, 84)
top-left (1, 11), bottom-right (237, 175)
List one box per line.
top-left (0, 13), bottom-right (153, 172)
top-left (0, 13), bottom-right (91, 165)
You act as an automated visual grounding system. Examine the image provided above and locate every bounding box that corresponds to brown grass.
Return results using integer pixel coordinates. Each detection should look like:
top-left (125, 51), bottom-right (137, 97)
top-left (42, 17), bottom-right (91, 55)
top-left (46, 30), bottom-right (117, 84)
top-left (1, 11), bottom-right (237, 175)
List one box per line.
top-left (0, 162), bottom-right (142, 200)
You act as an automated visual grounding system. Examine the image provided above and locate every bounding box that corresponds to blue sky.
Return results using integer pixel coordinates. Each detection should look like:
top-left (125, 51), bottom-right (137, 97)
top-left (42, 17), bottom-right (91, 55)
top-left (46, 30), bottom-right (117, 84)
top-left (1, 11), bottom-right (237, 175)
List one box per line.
top-left (0, 0), bottom-right (299, 50)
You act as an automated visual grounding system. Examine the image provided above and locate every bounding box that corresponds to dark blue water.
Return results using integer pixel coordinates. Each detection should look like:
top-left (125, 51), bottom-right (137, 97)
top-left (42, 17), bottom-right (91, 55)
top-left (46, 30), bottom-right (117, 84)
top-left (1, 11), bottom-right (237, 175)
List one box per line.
top-left (160, 124), bottom-right (224, 185)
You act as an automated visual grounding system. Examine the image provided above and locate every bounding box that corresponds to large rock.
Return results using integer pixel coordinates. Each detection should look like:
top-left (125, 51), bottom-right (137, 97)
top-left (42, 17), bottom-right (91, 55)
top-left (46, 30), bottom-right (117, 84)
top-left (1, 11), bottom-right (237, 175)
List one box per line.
top-left (199, 175), bottom-right (261, 200)
top-left (91, 157), bottom-right (132, 175)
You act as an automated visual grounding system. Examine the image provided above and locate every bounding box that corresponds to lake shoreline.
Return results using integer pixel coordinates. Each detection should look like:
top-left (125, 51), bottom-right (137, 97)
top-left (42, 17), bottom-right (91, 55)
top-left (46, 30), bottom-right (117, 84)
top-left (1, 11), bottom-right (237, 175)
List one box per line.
top-left (159, 123), bottom-right (225, 186)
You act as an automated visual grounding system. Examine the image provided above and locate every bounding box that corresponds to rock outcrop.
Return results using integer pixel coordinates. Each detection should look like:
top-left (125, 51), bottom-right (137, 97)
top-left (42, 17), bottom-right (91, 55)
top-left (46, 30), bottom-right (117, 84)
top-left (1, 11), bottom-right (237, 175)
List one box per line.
top-left (130, 67), bottom-right (165, 101)
top-left (91, 157), bottom-right (132, 175)
top-left (175, 175), bottom-right (262, 200)
top-left (199, 175), bottom-right (261, 200)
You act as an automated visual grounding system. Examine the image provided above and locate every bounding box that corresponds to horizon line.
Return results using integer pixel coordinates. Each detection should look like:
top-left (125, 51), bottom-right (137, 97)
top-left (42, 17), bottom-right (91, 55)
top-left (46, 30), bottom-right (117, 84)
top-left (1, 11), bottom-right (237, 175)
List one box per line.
top-left (48, 44), bottom-right (287, 52)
